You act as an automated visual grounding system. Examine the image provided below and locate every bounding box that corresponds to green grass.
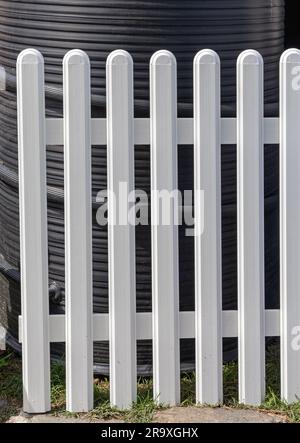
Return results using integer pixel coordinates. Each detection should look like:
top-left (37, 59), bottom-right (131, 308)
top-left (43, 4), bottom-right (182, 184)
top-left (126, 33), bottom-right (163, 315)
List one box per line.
top-left (1, 344), bottom-right (300, 423)
top-left (51, 370), bottom-right (162, 423)
top-left (0, 350), bottom-right (22, 422)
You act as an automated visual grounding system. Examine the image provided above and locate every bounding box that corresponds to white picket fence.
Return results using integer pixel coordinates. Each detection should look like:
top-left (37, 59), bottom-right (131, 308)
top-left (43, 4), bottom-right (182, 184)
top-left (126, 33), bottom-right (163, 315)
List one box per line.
top-left (16, 47), bottom-right (300, 414)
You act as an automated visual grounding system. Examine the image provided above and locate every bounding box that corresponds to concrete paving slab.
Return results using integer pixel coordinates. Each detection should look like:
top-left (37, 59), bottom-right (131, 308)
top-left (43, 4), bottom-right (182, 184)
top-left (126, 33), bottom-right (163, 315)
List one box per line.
top-left (154, 407), bottom-right (287, 423)
top-left (6, 413), bottom-right (122, 423)
top-left (6, 407), bottom-right (288, 423)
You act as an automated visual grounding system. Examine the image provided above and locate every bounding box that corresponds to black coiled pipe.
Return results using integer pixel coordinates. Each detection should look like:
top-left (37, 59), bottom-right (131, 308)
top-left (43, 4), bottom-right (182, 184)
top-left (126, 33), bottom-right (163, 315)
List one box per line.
top-left (0, 0), bottom-right (284, 374)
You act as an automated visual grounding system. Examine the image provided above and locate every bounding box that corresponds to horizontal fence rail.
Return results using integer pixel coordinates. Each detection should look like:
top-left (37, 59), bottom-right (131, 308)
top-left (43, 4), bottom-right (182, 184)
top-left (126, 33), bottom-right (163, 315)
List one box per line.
top-left (45, 117), bottom-right (279, 146)
top-left (18, 310), bottom-right (281, 342)
top-left (16, 47), bottom-right (300, 413)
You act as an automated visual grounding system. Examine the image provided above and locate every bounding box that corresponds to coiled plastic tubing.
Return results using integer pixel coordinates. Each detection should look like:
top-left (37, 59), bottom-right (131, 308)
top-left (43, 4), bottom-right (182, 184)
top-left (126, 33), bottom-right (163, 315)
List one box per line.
top-left (0, 0), bottom-right (284, 374)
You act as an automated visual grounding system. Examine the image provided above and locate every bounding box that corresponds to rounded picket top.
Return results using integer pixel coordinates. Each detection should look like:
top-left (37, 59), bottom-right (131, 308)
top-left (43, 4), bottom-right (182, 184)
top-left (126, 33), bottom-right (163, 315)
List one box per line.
top-left (280, 48), bottom-right (300, 66)
top-left (63, 50), bottom-right (91, 95)
top-left (150, 50), bottom-right (176, 68)
top-left (107, 49), bottom-right (133, 68)
top-left (194, 49), bottom-right (220, 66)
top-left (63, 49), bottom-right (90, 68)
top-left (17, 48), bottom-right (44, 66)
top-left (17, 49), bottom-right (45, 95)
top-left (237, 49), bottom-right (263, 67)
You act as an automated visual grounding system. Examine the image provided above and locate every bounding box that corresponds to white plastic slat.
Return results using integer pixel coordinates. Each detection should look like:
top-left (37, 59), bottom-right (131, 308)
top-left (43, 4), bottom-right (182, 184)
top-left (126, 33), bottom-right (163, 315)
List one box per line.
top-left (0, 66), bottom-right (6, 91)
top-left (237, 50), bottom-right (265, 405)
top-left (106, 50), bottom-right (137, 409)
top-left (63, 50), bottom-right (93, 412)
top-left (45, 117), bottom-right (280, 147)
top-left (280, 49), bottom-right (300, 403)
top-left (19, 309), bottom-right (281, 344)
top-left (194, 50), bottom-right (222, 405)
top-left (150, 50), bottom-right (180, 406)
top-left (17, 49), bottom-right (50, 414)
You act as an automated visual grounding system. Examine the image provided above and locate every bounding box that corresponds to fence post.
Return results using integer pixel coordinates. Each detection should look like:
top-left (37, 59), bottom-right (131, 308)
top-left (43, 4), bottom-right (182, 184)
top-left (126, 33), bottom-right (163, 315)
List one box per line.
top-left (150, 50), bottom-right (180, 406)
top-left (17, 49), bottom-right (50, 413)
top-left (194, 50), bottom-right (223, 405)
top-left (237, 50), bottom-right (265, 405)
top-left (106, 50), bottom-right (137, 409)
top-left (280, 48), bottom-right (300, 403)
top-left (63, 50), bottom-right (93, 412)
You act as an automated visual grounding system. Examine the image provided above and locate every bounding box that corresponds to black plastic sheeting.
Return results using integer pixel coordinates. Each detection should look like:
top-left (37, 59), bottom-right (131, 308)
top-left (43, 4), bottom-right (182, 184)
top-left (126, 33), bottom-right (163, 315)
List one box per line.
top-left (0, 0), bottom-right (284, 374)
top-left (285, 0), bottom-right (300, 49)
top-left (0, 0), bottom-right (285, 112)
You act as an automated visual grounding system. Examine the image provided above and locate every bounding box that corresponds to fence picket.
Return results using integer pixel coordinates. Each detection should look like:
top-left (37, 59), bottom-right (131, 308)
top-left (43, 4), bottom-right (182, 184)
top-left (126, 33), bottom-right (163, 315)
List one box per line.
top-left (280, 48), bottom-right (300, 403)
top-left (194, 50), bottom-right (223, 405)
top-left (17, 49), bottom-right (50, 414)
top-left (16, 47), bottom-right (300, 412)
top-left (106, 50), bottom-right (137, 409)
top-left (150, 51), bottom-right (180, 406)
top-left (237, 50), bottom-right (265, 405)
top-left (63, 50), bottom-right (93, 412)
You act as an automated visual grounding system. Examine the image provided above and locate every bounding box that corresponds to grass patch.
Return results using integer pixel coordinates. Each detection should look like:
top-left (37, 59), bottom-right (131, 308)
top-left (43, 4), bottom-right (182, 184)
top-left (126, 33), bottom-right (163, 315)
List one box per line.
top-left (123, 381), bottom-right (165, 423)
top-left (0, 350), bottom-right (22, 422)
top-left (1, 344), bottom-right (300, 423)
top-left (51, 360), bottom-right (66, 411)
top-left (50, 365), bottom-right (159, 422)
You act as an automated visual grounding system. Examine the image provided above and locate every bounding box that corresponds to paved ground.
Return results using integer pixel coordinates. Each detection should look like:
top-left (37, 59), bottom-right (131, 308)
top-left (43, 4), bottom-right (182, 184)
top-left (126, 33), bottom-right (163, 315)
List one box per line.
top-left (7, 414), bottom-right (122, 424)
top-left (6, 407), bottom-right (287, 423)
top-left (154, 407), bottom-right (286, 423)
